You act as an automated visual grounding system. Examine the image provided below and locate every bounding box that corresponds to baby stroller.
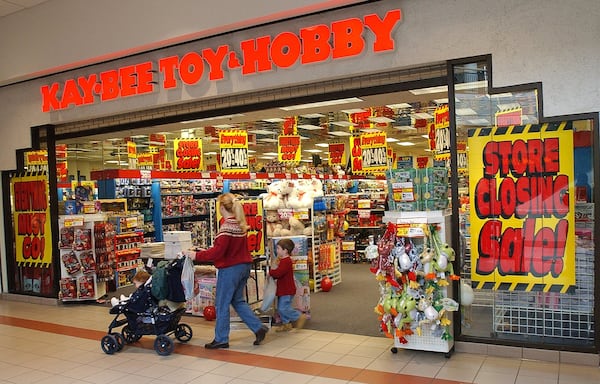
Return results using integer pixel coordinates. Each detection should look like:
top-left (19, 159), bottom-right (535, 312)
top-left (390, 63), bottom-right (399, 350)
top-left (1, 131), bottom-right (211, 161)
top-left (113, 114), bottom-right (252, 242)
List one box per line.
top-left (101, 259), bottom-right (193, 356)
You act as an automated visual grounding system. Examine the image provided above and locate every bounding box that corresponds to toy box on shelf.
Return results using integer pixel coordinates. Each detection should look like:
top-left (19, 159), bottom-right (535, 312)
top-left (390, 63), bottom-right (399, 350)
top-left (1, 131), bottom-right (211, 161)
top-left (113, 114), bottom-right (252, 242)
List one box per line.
top-left (58, 214), bottom-right (108, 301)
top-left (376, 211), bottom-right (458, 356)
top-left (108, 214), bottom-right (145, 288)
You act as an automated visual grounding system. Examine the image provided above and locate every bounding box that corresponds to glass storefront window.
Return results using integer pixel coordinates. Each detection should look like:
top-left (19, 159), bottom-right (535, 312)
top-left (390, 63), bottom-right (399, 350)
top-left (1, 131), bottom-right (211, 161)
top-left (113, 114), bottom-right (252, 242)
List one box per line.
top-left (453, 60), bottom-right (595, 348)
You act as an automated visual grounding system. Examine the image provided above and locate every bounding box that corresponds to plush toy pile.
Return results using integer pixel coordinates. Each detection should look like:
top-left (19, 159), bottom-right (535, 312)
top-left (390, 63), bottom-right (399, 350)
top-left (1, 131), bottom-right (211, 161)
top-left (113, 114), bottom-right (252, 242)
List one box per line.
top-left (262, 179), bottom-right (323, 238)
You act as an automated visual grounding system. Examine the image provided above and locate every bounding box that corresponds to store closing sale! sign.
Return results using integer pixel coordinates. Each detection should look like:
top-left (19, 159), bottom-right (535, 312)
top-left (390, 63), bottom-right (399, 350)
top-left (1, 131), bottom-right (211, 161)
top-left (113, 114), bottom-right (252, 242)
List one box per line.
top-left (11, 174), bottom-right (53, 267)
top-left (468, 122), bottom-right (576, 293)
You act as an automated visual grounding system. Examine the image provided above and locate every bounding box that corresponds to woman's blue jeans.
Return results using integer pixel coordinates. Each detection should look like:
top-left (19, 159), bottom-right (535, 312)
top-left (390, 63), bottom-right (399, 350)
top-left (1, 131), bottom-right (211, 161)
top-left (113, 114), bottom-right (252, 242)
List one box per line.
top-left (214, 263), bottom-right (263, 343)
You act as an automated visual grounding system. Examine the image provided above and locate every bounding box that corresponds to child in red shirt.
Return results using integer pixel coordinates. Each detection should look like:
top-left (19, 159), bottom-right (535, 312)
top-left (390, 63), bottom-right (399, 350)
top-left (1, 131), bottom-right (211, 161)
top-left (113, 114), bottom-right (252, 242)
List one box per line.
top-left (269, 238), bottom-right (307, 332)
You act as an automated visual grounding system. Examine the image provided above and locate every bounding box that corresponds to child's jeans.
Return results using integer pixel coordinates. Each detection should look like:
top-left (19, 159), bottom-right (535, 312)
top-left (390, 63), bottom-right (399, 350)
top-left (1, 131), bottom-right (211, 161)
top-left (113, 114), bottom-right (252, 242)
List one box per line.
top-left (277, 294), bottom-right (300, 324)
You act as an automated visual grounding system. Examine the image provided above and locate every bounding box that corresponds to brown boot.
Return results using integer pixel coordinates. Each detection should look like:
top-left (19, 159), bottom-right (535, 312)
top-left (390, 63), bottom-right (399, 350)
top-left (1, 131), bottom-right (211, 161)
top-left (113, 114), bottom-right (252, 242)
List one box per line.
top-left (293, 314), bottom-right (307, 329)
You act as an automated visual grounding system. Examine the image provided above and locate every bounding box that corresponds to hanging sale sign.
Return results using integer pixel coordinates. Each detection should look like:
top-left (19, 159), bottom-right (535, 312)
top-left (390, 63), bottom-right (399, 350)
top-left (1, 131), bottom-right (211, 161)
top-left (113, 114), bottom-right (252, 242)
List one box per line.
top-left (11, 174), bottom-right (53, 267)
top-left (219, 130), bottom-right (249, 174)
top-left (173, 138), bottom-right (203, 171)
top-left (351, 132), bottom-right (387, 174)
top-left (434, 105), bottom-right (450, 161)
top-left (468, 122), bottom-right (576, 293)
top-left (278, 135), bottom-right (301, 163)
top-left (328, 143), bottom-right (346, 167)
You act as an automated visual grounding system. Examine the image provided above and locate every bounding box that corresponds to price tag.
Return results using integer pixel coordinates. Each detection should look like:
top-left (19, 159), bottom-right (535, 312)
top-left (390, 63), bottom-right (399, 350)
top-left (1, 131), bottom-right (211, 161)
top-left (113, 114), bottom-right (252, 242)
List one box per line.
top-left (64, 216), bottom-right (84, 227)
top-left (126, 216), bottom-right (138, 228)
top-left (358, 209), bottom-right (371, 219)
top-left (140, 170), bottom-right (151, 179)
top-left (278, 209), bottom-right (293, 219)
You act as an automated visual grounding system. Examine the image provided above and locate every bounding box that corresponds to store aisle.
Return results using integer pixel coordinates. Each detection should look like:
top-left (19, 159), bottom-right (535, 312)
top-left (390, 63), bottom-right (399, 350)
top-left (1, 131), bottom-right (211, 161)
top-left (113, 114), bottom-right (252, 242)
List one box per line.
top-left (0, 299), bottom-right (599, 384)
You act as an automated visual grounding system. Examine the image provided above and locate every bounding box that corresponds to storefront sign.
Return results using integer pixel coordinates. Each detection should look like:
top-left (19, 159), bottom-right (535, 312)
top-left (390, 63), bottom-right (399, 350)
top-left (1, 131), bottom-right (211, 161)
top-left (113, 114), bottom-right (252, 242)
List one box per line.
top-left (219, 130), bottom-right (249, 173)
top-left (40, 9), bottom-right (402, 112)
top-left (173, 138), bottom-right (203, 171)
top-left (468, 122), bottom-right (576, 292)
top-left (11, 174), bottom-right (53, 267)
top-left (278, 135), bottom-right (301, 163)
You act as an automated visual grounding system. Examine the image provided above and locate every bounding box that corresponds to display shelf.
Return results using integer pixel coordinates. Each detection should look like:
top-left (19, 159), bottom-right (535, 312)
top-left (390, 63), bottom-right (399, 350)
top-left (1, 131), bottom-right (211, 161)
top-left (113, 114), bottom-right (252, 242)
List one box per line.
top-left (58, 214), bottom-right (108, 302)
top-left (113, 231), bottom-right (144, 288)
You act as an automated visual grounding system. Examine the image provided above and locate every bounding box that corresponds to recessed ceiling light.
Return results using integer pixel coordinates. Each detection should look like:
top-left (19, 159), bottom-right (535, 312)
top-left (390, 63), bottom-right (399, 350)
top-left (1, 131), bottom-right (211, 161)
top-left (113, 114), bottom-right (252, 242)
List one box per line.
top-left (386, 103), bottom-right (412, 109)
top-left (248, 129), bottom-right (275, 135)
top-left (331, 121), bottom-right (353, 127)
top-left (360, 128), bottom-right (381, 133)
top-left (386, 137), bottom-right (399, 142)
top-left (397, 142), bottom-right (416, 146)
top-left (395, 126), bottom-right (417, 131)
top-left (262, 118), bottom-right (285, 123)
top-left (280, 97), bottom-right (363, 111)
top-left (433, 98), bottom-right (449, 104)
top-left (301, 113), bottom-right (325, 118)
top-left (315, 143), bottom-right (330, 147)
top-left (341, 108), bottom-right (367, 114)
top-left (257, 138), bottom-right (278, 143)
top-left (411, 112), bottom-right (434, 119)
top-left (368, 116), bottom-right (395, 123)
top-left (298, 124), bottom-right (323, 130)
top-left (305, 149), bottom-right (322, 153)
top-left (329, 131), bottom-right (353, 137)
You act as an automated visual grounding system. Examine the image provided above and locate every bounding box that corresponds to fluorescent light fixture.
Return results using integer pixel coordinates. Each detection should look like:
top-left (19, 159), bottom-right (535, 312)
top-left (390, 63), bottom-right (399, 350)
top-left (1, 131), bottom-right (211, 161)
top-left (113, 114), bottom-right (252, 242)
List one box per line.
top-left (411, 112), bottom-right (434, 119)
top-left (129, 134), bottom-right (147, 139)
top-left (368, 116), bottom-right (395, 123)
top-left (264, 152), bottom-right (278, 156)
top-left (491, 92), bottom-right (514, 99)
top-left (455, 108), bottom-right (478, 116)
top-left (181, 113), bottom-right (244, 123)
top-left (301, 113), bottom-right (325, 118)
top-left (300, 135), bottom-right (310, 140)
top-left (280, 97), bottom-right (363, 111)
top-left (212, 124), bottom-right (236, 129)
top-left (300, 158), bottom-right (312, 163)
top-left (386, 137), bottom-right (400, 142)
top-left (331, 121), bottom-right (353, 127)
top-left (456, 80), bottom-right (488, 90)
top-left (315, 143), bottom-right (330, 147)
top-left (298, 124), bottom-right (322, 130)
top-left (329, 131), bottom-right (353, 137)
top-left (262, 117), bottom-right (285, 123)
top-left (259, 156), bottom-right (277, 159)
top-left (257, 138), bottom-right (278, 143)
top-left (409, 85), bottom-right (447, 95)
top-left (205, 151), bottom-right (218, 155)
top-left (433, 98), bottom-right (449, 104)
top-left (248, 129), bottom-right (275, 135)
top-left (305, 149), bottom-right (322, 153)
top-left (397, 142), bottom-right (416, 146)
top-left (421, 135), bottom-right (429, 139)
top-left (386, 103), bottom-right (412, 109)
top-left (248, 149), bottom-right (256, 153)
top-left (341, 108), bottom-right (367, 114)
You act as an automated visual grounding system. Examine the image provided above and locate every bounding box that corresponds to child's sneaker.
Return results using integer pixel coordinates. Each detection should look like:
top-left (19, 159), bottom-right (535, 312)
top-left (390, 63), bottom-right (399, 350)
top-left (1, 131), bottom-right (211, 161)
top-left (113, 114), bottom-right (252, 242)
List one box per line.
top-left (275, 323), bottom-right (293, 332)
top-left (110, 297), bottom-right (120, 307)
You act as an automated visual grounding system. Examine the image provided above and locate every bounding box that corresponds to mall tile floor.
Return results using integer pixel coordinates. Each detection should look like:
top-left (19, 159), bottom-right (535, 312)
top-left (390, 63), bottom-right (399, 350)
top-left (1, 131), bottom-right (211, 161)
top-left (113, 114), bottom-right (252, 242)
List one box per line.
top-left (0, 299), bottom-right (599, 384)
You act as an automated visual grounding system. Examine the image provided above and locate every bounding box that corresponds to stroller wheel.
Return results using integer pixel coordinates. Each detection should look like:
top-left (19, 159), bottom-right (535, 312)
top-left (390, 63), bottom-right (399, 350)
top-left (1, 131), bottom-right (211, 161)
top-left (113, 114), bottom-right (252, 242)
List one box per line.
top-left (100, 334), bottom-right (118, 355)
top-left (122, 325), bottom-right (141, 343)
top-left (175, 323), bottom-right (193, 342)
top-left (111, 332), bottom-right (125, 351)
top-left (154, 334), bottom-right (174, 356)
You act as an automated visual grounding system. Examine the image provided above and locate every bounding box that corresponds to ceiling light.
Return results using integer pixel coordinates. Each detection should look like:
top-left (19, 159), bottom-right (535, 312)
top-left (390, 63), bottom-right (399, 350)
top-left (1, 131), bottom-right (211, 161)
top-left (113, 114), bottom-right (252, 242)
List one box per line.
top-left (248, 129), bottom-right (275, 135)
top-left (259, 156), bottom-right (277, 159)
top-left (491, 92), bottom-right (514, 99)
top-left (305, 149), bottom-right (322, 153)
top-left (280, 97), bottom-right (363, 111)
top-left (213, 124), bottom-right (236, 129)
top-left (181, 113), bottom-right (245, 123)
top-left (315, 143), bottom-right (330, 147)
top-left (455, 80), bottom-right (488, 90)
top-left (262, 118), bottom-right (285, 123)
top-left (341, 108), bottom-right (367, 114)
top-left (421, 134), bottom-right (429, 139)
top-left (386, 137), bottom-right (399, 142)
top-left (433, 98), bottom-right (449, 104)
top-left (409, 85), bottom-right (447, 95)
top-left (257, 138), bottom-right (278, 143)
top-left (301, 113), bottom-right (325, 118)
top-left (248, 149), bottom-right (256, 153)
top-left (264, 152), bottom-right (278, 156)
top-left (329, 131), bottom-right (353, 137)
top-left (368, 116), bottom-right (395, 123)
top-left (411, 112), bottom-right (434, 119)
top-left (455, 108), bottom-right (478, 116)
top-left (386, 103), bottom-right (412, 109)
top-left (298, 124), bottom-right (322, 130)
top-left (397, 142), bottom-right (416, 146)
top-left (331, 121), bottom-right (353, 127)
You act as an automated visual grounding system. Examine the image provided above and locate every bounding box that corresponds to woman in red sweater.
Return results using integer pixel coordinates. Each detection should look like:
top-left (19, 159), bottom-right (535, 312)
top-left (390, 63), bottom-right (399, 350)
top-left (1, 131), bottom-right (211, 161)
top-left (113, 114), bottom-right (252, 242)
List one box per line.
top-left (269, 238), bottom-right (307, 332)
top-left (187, 193), bottom-right (268, 349)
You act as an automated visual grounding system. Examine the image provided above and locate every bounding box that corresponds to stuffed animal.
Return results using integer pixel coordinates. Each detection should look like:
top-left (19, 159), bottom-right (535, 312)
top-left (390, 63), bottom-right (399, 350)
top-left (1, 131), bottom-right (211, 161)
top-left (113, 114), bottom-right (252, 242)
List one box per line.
top-left (263, 182), bottom-right (286, 210)
top-left (265, 210), bottom-right (279, 238)
top-left (288, 216), bottom-right (306, 235)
